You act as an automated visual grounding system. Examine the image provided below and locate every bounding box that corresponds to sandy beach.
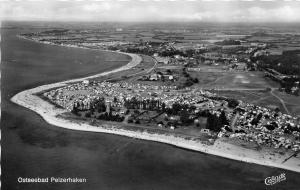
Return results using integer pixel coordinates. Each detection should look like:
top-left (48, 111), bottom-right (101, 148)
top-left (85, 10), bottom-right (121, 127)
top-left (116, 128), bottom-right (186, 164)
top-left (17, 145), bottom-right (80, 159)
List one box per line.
top-left (11, 38), bottom-right (300, 173)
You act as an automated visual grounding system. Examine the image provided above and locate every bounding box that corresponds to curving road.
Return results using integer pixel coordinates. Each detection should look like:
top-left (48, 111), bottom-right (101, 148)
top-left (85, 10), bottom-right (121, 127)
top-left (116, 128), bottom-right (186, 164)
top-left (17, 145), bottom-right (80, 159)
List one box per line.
top-left (208, 87), bottom-right (291, 114)
top-left (270, 88), bottom-right (290, 114)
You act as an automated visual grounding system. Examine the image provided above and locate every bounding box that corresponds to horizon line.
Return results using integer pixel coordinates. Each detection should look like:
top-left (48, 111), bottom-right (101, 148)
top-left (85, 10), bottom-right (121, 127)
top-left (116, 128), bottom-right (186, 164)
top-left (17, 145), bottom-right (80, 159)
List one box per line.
top-left (3, 20), bottom-right (300, 24)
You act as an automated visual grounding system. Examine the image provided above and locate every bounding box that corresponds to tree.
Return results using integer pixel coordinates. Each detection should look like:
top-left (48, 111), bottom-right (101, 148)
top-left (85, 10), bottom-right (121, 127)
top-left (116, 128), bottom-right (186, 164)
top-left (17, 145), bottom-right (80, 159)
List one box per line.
top-left (185, 49), bottom-right (195, 57)
top-left (85, 112), bottom-right (91, 118)
top-left (184, 78), bottom-right (194, 87)
top-left (113, 97), bottom-right (118, 103)
top-left (206, 113), bottom-right (223, 132)
top-left (72, 104), bottom-right (80, 116)
top-left (265, 124), bottom-right (275, 131)
top-left (219, 111), bottom-right (229, 126)
top-left (161, 102), bottom-right (166, 112)
top-left (92, 98), bottom-right (106, 113)
top-left (172, 103), bottom-right (182, 115)
top-left (180, 109), bottom-right (191, 125)
top-left (227, 99), bottom-right (239, 108)
top-left (193, 78), bottom-right (199, 83)
top-left (251, 113), bottom-right (263, 125)
top-left (206, 113), bottom-right (214, 130)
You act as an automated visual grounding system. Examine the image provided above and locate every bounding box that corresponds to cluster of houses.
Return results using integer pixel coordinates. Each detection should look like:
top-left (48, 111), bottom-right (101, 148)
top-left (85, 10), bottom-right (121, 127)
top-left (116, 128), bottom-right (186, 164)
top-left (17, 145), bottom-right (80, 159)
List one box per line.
top-left (140, 71), bottom-right (175, 82)
top-left (44, 81), bottom-right (227, 114)
top-left (112, 41), bottom-right (178, 57)
top-left (27, 30), bottom-right (266, 76)
top-left (33, 29), bottom-right (299, 152)
top-left (43, 81), bottom-right (101, 111)
top-left (218, 102), bottom-right (300, 151)
top-left (43, 80), bottom-right (300, 151)
top-left (153, 54), bottom-right (196, 65)
top-left (152, 49), bottom-right (251, 73)
top-left (202, 52), bottom-right (237, 60)
top-left (227, 62), bottom-right (248, 71)
top-left (44, 81), bottom-right (177, 111)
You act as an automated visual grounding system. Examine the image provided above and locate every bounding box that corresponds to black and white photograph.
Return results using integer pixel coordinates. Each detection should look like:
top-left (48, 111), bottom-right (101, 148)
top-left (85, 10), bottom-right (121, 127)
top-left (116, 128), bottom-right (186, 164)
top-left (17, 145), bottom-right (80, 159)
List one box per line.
top-left (1, 0), bottom-right (300, 189)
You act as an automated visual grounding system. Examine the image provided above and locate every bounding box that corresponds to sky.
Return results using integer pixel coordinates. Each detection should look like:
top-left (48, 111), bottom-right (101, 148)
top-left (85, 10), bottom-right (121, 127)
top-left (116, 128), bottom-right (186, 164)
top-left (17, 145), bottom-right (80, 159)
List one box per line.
top-left (1, 0), bottom-right (300, 23)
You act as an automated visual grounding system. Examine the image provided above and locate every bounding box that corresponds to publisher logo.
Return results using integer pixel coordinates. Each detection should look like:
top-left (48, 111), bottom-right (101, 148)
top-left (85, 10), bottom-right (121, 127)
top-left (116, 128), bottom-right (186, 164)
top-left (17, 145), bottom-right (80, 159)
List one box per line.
top-left (264, 173), bottom-right (286, 186)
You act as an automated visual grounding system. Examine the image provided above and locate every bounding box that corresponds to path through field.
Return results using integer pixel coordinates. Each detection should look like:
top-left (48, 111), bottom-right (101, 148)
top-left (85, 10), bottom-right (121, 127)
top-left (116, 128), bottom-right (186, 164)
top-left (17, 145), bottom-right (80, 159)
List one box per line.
top-left (270, 88), bottom-right (290, 115)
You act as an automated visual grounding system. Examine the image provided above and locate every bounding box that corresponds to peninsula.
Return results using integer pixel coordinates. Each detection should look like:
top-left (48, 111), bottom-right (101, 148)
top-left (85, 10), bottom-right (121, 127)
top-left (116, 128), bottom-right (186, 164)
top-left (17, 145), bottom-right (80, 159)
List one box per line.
top-left (11, 29), bottom-right (300, 173)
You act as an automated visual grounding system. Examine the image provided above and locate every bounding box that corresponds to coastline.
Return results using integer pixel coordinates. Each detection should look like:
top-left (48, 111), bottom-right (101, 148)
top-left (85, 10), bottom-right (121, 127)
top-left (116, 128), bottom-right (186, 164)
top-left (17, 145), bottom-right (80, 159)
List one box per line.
top-left (11, 36), bottom-right (300, 173)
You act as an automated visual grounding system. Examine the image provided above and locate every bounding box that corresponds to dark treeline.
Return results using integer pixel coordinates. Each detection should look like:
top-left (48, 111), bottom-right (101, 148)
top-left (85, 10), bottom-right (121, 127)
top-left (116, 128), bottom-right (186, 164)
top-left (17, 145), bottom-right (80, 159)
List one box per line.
top-left (251, 50), bottom-right (300, 95)
top-left (252, 50), bottom-right (300, 76)
top-left (215, 39), bottom-right (241, 46)
top-left (203, 95), bottom-right (240, 108)
top-left (124, 97), bottom-right (162, 111)
top-left (71, 94), bottom-right (231, 130)
top-left (40, 29), bottom-right (69, 35)
top-left (206, 111), bottom-right (229, 132)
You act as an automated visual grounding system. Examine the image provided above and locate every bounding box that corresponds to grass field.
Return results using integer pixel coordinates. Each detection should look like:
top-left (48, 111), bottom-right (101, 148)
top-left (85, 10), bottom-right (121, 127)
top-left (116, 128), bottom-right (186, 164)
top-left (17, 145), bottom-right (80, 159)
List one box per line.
top-left (212, 89), bottom-right (300, 116)
top-left (115, 58), bottom-right (299, 116)
top-left (187, 64), bottom-right (299, 115)
top-left (191, 70), bottom-right (279, 90)
top-left (272, 90), bottom-right (300, 116)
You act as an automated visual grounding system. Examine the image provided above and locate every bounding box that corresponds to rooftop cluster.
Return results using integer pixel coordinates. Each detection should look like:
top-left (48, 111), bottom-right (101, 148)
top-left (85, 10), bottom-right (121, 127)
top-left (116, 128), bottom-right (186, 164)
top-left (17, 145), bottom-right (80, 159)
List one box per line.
top-left (43, 81), bottom-right (300, 152)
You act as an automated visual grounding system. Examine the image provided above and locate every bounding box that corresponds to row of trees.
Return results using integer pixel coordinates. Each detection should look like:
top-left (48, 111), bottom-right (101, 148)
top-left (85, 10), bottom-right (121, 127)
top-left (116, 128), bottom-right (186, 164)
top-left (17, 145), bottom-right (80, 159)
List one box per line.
top-left (72, 95), bottom-right (232, 130)
top-left (124, 97), bottom-right (164, 111)
top-left (90, 98), bottom-right (107, 113)
top-left (72, 97), bottom-right (107, 114)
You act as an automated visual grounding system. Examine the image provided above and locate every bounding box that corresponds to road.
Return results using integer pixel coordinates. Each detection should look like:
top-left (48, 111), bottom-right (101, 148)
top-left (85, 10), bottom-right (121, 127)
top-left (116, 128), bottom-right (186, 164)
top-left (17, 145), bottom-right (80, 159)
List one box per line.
top-left (146, 56), bottom-right (158, 73)
top-left (231, 113), bottom-right (239, 129)
top-left (107, 54), bottom-right (157, 81)
top-left (210, 87), bottom-right (290, 114)
top-left (123, 56), bottom-right (157, 79)
top-left (204, 88), bottom-right (268, 91)
top-left (270, 88), bottom-right (290, 114)
top-left (127, 55), bottom-right (157, 77)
